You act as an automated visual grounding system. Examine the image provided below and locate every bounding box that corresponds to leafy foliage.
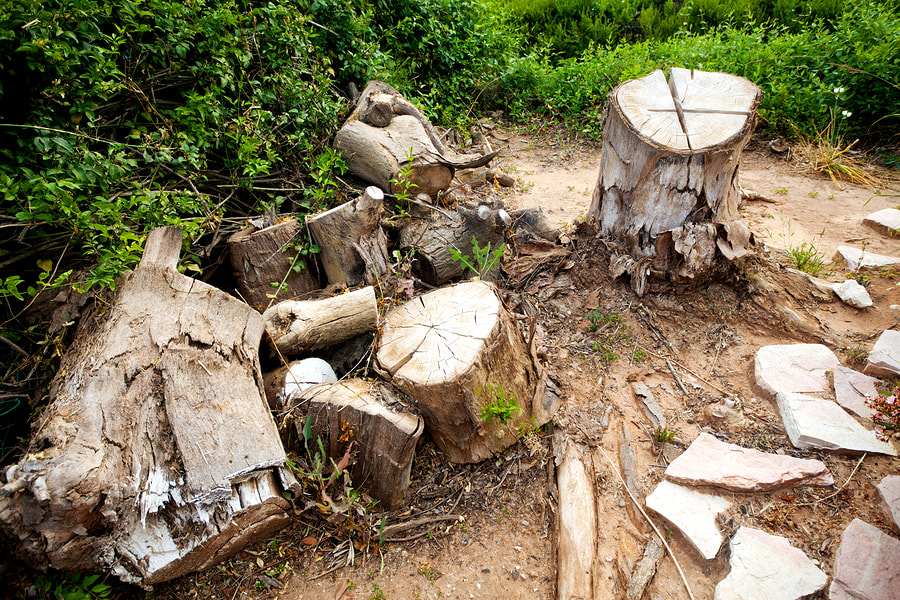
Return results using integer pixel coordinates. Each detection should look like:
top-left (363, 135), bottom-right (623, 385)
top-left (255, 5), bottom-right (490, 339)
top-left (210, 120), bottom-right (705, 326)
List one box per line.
top-left (477, 383), bottom-right (522, 425)
top-left (450, 236), bottom-right (505, 280)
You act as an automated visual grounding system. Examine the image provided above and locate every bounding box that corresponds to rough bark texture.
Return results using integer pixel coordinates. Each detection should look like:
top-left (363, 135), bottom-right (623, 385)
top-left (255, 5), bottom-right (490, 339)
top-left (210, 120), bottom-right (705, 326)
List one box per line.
top-left (227, 217), bottom-right (320, 311)
top-left (307, 187), bottom-right (391, 287)
top-left (292, 379), bottom-right (424, 510)
top-left (262, 286), bottom-right (379, 356)
top-left (0, 227), bottom-right (296, 586)
top-left (398, 204), bottom-right (509, 286)
top-left (375, 280), bottom-right (558, 463)
top-left (589, 68), bottom-right (761, 295)
top-left (556, 438), bottom-right (597, 600)
top-left (333, 81), bottom-right (497, 198)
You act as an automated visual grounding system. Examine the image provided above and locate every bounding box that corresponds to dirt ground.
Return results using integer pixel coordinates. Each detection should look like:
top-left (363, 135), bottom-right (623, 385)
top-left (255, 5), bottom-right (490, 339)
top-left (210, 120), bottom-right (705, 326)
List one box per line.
top-left (155, 125), bottom-right (900, 600)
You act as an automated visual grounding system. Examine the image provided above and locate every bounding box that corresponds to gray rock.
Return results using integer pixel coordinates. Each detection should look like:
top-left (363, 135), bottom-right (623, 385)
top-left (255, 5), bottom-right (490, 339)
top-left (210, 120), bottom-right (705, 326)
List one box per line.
top-left (830, 518), bottom-right (900, 600)
top-left (776, 391), bottom-right (897, 456)
top-left (665, 432), bottom-right (834, 492)
top-left (833, 279), bottom-right (873, 308)
top-left (864, 329), bottom-right (900, 377)
top-left (876, 475), bottom-right (900, 531)
top-left (715, 527), bottom-right (827, 600)
top-left (754, 344), bottom-right (839, 397)
top-left (836, 245), bottom-right (900, 272)
top-left (833, 365), bottom-right (878, 420)
top-left (863, 208), bottom-right (900, 236)
top-left (645, 480), bottom-right (730, 560)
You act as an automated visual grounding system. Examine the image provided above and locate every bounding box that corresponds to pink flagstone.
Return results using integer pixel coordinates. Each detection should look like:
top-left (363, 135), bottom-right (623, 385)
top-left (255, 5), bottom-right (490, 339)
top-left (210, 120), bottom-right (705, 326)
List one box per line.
top-left (830, 519), bottom-right (900, 600)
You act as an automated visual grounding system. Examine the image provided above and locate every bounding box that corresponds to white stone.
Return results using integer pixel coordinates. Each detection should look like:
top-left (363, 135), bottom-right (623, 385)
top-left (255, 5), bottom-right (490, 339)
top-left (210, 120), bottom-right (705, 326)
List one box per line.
top-left (754, 344), bottom-right (839, 397)
top-left (835, 245), bottom-right (900, 272)
top-left (833, 279), bottom-right (873, 308)
top-left (833, 365), bottom-right (878, 420)
top-left (282, 358), bottom-right (337, 398)
top-left (715, 527), bottom-right (827, 600)
top-left (645, 480), bottom-right (730, 560)
top-left (876, 475), bottom-right (900, 531)
top-left (863, 208), bottom-right (900, 236)
top-left (864, 329), bottom-right (900, 377)
top-left (776, 391), bottom-right (897, 456)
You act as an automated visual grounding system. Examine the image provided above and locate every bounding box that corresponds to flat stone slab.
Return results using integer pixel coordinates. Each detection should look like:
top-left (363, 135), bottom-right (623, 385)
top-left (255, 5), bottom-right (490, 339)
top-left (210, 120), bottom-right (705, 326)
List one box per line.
top-left (646, 480), bottom-right (730, 560)
top-left (833, 365), bottom-right (878, 420)
top-left (836, 245), bottom-right (900, 272)
top-left (876, 475), bottom-right (900, 531)
top-left (715, 527), bottom-right (827, 600)
top-left (754, 344), bottom-right (839, 397)
top-left (833, 279), bottom-right (873, 309)
top-left (864, 329), bottom-right (900, 377)
top-left (830, 518), bottom-right (900, 600)
top-left (665, 432), bottom-right (833, 492)
top-left (863, 208), bottom-right (900, 236)
top-left (776, 392), bottom-right (897, 456)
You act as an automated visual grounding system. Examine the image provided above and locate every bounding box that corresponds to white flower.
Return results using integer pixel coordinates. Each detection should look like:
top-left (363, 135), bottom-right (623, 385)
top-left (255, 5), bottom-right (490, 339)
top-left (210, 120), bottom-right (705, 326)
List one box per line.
top-left (842, 110), bottom-right (853, 118)
top-left (833, 87), bottom-right (846, 94)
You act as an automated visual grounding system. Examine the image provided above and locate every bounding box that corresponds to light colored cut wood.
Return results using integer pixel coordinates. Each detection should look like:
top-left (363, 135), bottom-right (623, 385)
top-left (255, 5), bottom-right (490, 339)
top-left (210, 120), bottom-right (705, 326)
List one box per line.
top-left (556, 439), bottom-right (597, 600)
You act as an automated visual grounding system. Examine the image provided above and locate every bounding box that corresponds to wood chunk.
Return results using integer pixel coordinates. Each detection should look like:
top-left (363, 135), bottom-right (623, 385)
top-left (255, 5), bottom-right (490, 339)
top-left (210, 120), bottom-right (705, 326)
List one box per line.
top-left (556, 439), bottom-right (597, 600)
top-left (376, 280), bottom-right (558, 463)
top-left (306, 187), bottom-right (390, 287)
top-left (297, 379), bottom-right (424, 510)
top-left (0, 227), bottom-right (295, 586)
top-left (626, 535), bottom-right (664, 600)
top-left (263, 286), bottom-right (379, 356)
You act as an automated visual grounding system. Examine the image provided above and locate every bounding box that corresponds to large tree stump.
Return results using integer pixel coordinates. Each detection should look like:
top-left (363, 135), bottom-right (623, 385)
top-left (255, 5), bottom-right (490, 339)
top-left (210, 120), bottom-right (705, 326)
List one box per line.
top-left (588, 68), bottom-right (761, 294)
top-left (0, 227), bottom-right (297, 586)
top-left (375, 280), bottom-right (558, 463)
top-left (333, 81), bottom-right (497, 198)
top-left (262, 286), bottom-right (379, 356)
top-left (227, 217), bottom-right (320, 311)
top-left (306, 186), bottom-right (390, 287)
top-left (291, 379), bottom-right (424, 510)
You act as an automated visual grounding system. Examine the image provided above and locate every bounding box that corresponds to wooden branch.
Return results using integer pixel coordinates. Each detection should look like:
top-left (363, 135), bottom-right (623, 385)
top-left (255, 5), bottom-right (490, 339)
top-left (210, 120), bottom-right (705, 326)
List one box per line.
top-left (556, 438), bottom-right (597, 600)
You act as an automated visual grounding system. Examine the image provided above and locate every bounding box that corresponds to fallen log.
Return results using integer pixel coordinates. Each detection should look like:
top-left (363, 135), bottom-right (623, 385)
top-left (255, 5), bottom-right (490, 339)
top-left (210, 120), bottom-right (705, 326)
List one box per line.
top-left (293, 379), bottom-right (424, 510)
top-left (262, 286), bottom-right (379, 357)
top-left (306, 186), bottom-right (391, 287)
top-left (227, 217), bottom-right (320, 311)
top-left (589, 68), bottom-right (761, 294)
top-left (0, 227), bottom-right (297, 586)
top-left (555, 438), bottom-right (597, 600)
top-left (375, 280), bottom-right (558, 463)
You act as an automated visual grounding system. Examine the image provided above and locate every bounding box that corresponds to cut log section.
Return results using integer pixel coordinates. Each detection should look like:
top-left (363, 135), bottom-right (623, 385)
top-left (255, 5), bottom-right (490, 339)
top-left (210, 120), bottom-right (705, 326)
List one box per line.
top-left (333, 81), bottom-right (498, 198)
top-left (555, 438), bottom-right (598, 600)
top-left (589, 68), bottom-right (761, 294)
top-left (263, 286), bottom-right (379, 356)
top-left (292, 379), bottom-right (424, 510)
top-left (306, 186), bottom-right (391, 287)
top-left (227, 217), bottom-right (320, 311)
top-left (375, 280), bottom-right (558, 463)
top-left (0, 227), bottom-right (296, 586)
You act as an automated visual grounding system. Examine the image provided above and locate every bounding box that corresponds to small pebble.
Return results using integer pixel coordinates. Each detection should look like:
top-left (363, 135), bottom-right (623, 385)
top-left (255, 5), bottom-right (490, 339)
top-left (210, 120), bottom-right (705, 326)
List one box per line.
top-left (482, 569), bottom-right (490, 574)
top-left (512, 571), bottom-right (519, 580)
top-left (521, 520), bottom-right (529, 526)
top-left (605, 556), bottom-right (613, 562)
top-left (618, 498), bottom-right (626, 507)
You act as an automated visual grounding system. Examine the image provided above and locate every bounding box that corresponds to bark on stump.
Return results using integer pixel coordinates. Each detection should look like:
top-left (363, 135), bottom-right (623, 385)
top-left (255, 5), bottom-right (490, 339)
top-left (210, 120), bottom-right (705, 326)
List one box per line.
top-left (0, 227), bottom-right (296, 586)
top-left (227, 217), bottom-right (320, 311)
top-left (262, 286), bottom-right (379, 356)
top-left (292, 379), bottom-right (424, 510)
top-left (306, 186), bottom-right (391, 287)
top-left (333, 81), bottom-right (497, 198)
top-left (375, 280), bottom-right (558, 463)
top-left (588, 68), bottom-right (761, 295)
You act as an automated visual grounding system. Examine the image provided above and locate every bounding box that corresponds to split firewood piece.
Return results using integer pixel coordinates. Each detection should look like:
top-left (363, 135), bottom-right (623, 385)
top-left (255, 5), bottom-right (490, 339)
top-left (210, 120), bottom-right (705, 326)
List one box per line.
top-left (375, 280), bottom-right (558, 463)
top-left (306, 186), bottom-right (390, 287)
top-left (262, 286), bottom-right (378, 356)
top-left (398, 204), bottom-right (509, 286)
top-left (0, 226), bottom-right (297, 586)
top-left (333, 80), bottom-right (498, 198)
top-left (589, 68), bottom-right (761, 294)
top-left (555, 437), bottom-right (598, 600)
top-left (227, 216), bottom-right (320, 311)
top-left (293, 379), bottom-right (424, 510)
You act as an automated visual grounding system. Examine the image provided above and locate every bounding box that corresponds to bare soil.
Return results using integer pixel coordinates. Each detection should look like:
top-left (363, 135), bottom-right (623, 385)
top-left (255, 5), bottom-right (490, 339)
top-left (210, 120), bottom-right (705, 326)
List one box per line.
top-left (157, 126), bottom-right (900, 600)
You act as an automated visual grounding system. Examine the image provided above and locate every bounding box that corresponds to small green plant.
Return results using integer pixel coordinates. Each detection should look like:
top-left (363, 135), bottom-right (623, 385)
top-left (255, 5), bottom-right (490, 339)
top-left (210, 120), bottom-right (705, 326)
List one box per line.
top-left (808, 191), bottom-right (819, 198)
top-left (775, 187), bottom-right (789, 195)
top-left (632, 347), bottom-right (649, 361)
top-left (654, 426), bottom-right (678, 443)
top-left (846, 345), bottom-right (869, 366)
top-left (33, 573), bottom-right (111, 600)
top-left (450, 236), bottom-right (505, 280)
top-left (309, 147), bottom-right (348, 210)
top-left (390, 147), bottom-right (417, 205)
top-left (369, 584), bottom-right (387, 600)
top-left (789, 241), bottom-right (829, 276)
top-left (866, 384), bottom-right (900, 440)
top-left (477, 383), bottom-right (522, 425)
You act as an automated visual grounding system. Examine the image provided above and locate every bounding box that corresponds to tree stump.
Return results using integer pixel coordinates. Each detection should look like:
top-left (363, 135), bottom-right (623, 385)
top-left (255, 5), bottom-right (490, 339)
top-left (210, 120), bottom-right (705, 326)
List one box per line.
top-left (306, 186), bottom-right (391, 287)
top-left (375, 280), bottom-right (558, 463)
top-left (227, 217), bottom-right (320, 311)
top-left (0, 227), bottom-right (296, 586)
top-left (588, 68), bottom-right (761, 294)
top-left (292, 379), bottom-right (424, 510)
top-left (262, 286), bottom-right (379, 356)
